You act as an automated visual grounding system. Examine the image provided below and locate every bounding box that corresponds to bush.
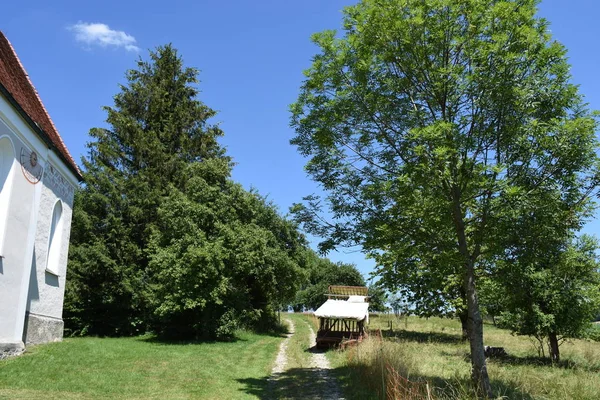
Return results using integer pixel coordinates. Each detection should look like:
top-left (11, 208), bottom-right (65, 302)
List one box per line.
top-left (586, 323), bottom-right (600, 342)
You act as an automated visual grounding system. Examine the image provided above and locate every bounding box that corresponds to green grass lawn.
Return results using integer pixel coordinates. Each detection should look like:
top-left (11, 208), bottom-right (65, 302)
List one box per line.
top-left (328, 314), bottom-right (600, 400)
top-left (5, 314), bottom-right (594, 399)
top-left (0, 330), bottom-right (283, 400)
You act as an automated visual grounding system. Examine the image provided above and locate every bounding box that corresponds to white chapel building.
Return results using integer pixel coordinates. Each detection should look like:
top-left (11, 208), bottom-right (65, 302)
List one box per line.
top-left (0, 31), bottom-right (82, 357)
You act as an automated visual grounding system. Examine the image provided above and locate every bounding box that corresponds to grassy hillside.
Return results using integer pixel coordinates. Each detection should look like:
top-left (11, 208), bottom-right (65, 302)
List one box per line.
top-left (328, 314), bottom-right (600, 400)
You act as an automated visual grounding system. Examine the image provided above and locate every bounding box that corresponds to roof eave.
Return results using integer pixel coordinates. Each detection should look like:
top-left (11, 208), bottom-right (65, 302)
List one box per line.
top-left (0, 82), bottom-right (83, 182)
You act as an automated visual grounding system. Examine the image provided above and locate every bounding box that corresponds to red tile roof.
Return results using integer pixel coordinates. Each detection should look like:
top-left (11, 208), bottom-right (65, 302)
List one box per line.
top-left (0, 31), bottom-right (82, 180)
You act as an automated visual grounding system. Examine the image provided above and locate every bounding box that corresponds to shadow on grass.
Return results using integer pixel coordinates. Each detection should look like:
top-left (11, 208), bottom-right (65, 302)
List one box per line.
top-left (488, 354), bottom-right (600, 373)
top-left (490, 380), bottom-right (536, 400)
top-left (303, 344), bottom-right (335, 354)
top-left (254, 319), bottom-right (294, 338)
top-left (137, 326), bottom-right (292, 346)
top-left (237, 364), bottom-right (537, 400)
top-left (137, 335), bottom-right (245, 346)
top-left (382, 329), bottom-right (465, 344)
top-left (257, 328), bottom-right (293, 339)
top-left (427, 376), bottom-right (536, 400)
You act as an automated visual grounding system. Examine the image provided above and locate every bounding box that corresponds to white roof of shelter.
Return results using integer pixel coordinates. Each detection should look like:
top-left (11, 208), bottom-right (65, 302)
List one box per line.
top-left (314, 298), bottom-right (369, 321)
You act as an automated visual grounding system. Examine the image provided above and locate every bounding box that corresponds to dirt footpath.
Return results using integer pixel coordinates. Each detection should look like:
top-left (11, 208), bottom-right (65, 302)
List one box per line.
top-left (268, 317), bottom-right (344, 400)
top-left (271, 319), bottom-right (296, 375)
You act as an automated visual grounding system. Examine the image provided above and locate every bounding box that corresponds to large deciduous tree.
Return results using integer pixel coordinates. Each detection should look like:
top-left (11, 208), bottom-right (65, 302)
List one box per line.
top-left (290, 0), bottom-right (600, 395)
top-left (148, 160), bottom-right (309, 339)
top-left (497, 233), bottom-right (600, 363)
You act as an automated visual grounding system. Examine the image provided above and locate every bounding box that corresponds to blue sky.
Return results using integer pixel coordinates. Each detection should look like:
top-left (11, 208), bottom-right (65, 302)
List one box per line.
top-left (2, 0), bottom-right (600, 278)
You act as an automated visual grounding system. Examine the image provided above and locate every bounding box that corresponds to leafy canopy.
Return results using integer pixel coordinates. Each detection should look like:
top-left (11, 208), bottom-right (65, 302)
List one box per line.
top-left (293, 254), bottom-right (365, 311)
top-left (290, 0), bottom-right (600, 394)
top-left (66, 45), bottom-right (310, 339)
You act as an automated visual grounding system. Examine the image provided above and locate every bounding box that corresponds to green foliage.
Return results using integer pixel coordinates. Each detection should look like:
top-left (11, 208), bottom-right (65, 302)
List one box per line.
top-left (477, 277), bottom-right (506, 323)
top-left (367, 283), bottom-right (389, 313)
top-left (66, 44), bottom-right (222, 336)
top-left (497, 235), bottom-right (600, 352)
top-left (148, 161), bottom-right (308, 339)
top-left (293, 256), bottom-right (365, 311)
top-left (290, 0), bottom-right (600, 393)
top-left (65, 45), bottom-right (309, 339)
top-left (586, 324), bottom-right (600, 342)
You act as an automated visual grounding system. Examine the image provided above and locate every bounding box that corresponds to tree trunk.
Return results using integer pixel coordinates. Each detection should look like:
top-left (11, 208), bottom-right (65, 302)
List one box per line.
top-left (549, 332), bottom-right (560, 364)
top-left (465, 261), bottom-right (493, 398)
top-left (451, 186), bottom-right (493, 398)
top-left (458, 310), bottom-right (469, 341)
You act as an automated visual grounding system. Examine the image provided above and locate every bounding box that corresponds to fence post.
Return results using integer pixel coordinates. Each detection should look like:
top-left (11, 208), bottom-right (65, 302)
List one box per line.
top-left (381, 346), bottom-right (385, 399)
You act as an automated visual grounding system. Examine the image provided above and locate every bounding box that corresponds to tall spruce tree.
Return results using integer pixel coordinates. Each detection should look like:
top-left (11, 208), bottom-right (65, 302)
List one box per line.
top-left (65, 45), bottom-right (227, 335)
top-left (66, 45), bottom-right (311, 339)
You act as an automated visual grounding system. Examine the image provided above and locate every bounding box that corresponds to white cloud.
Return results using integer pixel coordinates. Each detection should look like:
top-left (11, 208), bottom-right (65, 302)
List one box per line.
top-left (69, 22), bottom-right (140, 52)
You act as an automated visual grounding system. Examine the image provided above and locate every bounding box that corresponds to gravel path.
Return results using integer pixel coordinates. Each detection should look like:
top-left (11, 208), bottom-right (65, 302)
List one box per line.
top-left (268, 317), bottom-right (344, 400)
top-left (271, 319), bottom-right (295, 375)
top-left (303, 320), bottom-right (344, 400)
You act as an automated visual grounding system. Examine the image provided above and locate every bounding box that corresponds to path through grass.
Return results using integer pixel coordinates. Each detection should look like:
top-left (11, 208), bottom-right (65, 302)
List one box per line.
top-left (240, 313), bottom-right (344, 400)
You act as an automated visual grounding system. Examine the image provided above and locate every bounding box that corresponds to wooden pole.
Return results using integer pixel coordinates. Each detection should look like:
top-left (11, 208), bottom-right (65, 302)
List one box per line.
top-left (380, 346), bottom-right (385, 398)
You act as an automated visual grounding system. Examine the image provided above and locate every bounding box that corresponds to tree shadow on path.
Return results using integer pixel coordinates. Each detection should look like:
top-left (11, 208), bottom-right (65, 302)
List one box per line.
top-left (237, 366), bottom-right (537, 400)
top-left (238, 366), bottom-right (344, 400)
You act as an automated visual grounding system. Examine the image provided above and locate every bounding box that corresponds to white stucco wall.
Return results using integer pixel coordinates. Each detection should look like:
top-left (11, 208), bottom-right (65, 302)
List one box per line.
top-left (0, 94), bottom-right (46, 344)
top-left (27, 160), bottom-right (75, 319)
top-left (0, 92), bottom-right (77, 346)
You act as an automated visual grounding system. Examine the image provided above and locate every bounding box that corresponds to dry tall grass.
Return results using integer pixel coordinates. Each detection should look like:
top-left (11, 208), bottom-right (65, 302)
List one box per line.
top-left (326, 314), bottom-right (600, 400)
top-left (343, 335), bottom-right (432, 399)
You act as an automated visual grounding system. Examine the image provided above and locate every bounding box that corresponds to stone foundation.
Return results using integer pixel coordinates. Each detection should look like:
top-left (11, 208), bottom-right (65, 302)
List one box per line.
top-left (23, 312), bottom-right (63, 345)
top-left (0, 342), bottom-right (25, 360)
